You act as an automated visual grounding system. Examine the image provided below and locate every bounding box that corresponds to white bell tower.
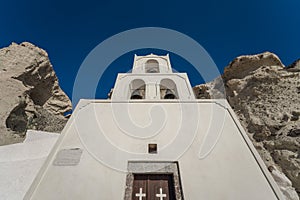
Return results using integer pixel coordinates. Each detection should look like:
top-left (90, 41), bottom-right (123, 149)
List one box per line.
top-left (111, 54), bottom-right (195, 101)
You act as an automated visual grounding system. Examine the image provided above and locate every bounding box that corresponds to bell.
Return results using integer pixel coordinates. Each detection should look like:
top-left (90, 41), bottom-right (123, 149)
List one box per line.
top-left (164, 89), bottom-right (176, 99)
top-left (130, 90), bottom-right (143, 99)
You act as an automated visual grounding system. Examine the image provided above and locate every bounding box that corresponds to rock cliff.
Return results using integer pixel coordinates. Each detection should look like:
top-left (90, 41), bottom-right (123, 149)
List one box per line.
top-left (194, 52), bottom-right (300, 199)
top-left (0, 42), bottom-right (72, 145)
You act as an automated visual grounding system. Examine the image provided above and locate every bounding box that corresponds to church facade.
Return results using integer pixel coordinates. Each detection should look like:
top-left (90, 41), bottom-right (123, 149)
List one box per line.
top-left (25, 54), bottom-right (284, 199)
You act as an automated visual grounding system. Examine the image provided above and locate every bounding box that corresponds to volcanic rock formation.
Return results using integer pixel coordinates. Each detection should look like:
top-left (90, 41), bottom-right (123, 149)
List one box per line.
top-left (194, 52), bottom-right (300, 199)
top-left (0, 42), bottom-right (72, 145)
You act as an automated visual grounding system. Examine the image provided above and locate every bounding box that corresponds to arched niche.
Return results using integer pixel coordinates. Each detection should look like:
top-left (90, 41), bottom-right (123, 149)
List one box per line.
top-left (160, 79), bottom-right (178, 99)
top-left (145, 59), bottom-right (160, 73)
top-left (129, 79), bottom-right (146, 99)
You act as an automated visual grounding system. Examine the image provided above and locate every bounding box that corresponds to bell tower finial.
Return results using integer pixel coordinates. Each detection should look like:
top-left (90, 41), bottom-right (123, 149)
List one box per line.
top-left (132, 54), bottom-right (172, 74)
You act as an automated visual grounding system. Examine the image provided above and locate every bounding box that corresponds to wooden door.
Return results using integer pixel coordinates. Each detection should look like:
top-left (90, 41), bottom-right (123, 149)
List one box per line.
top-left (132, 174), bottom-right (175, 200)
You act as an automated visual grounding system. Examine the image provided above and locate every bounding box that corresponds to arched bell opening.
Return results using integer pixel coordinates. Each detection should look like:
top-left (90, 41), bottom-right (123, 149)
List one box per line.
top-left (160, 79), bottom-right (178, 99)
top-left (164, 89), bottom-right (177, 99)
top-left (130, 89), bottom-right (143, 99)
top-left (145, 59), bottom-right (160, 73)
top-left (129, 79), bottom-right (146, 100)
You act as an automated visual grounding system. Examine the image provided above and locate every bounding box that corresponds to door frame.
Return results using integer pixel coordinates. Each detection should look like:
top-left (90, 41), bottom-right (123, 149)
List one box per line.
top-left (124, 161), bottom-right (184, 200)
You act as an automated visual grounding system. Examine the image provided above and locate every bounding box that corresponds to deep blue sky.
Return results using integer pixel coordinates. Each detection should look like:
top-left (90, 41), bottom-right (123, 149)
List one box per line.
top-left (1, 0), bottom-right (300, 106)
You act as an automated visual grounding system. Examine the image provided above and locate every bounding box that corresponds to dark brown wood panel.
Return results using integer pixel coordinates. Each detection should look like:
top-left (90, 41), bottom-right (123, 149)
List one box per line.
top-left (132, 174), bottom-right (175, 200)
top-left (132, 175), bottom-right (147, 200)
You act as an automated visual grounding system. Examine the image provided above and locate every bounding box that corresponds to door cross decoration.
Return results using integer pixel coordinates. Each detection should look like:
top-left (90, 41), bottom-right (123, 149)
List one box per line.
top-left (134, 187), bottom-right (167, 200)
top-left (155, 188), bottom-right (167, 200)
top-left (135, 188), bottom-right (146, 200)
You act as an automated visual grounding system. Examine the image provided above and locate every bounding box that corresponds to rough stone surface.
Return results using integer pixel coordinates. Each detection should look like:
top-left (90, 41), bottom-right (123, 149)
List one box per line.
top-left (269, 166), bottom-right (300, 200)
top-left (0, 42), bottom-right (72, 145)
top-left (194, 52), bottom-right (300, 199)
